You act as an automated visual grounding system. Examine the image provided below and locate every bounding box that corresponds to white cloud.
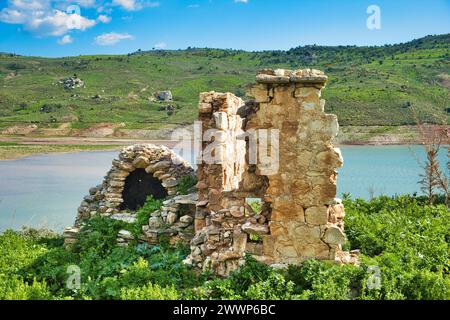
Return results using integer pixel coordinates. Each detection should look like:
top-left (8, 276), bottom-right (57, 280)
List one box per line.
top-left (0, 0), bottom-right (96, 36)
top-left (74, 0), bottom-right (97, 8)
top-left (0, 9), bottom-right (26, 24)
top-left (234, 0), bottom-right (248, 3)
top-left (112, 0), bottom-right (159, 11)
top-left (11, 0), bottom-right (50, 11)
top-left (154, 42), bottom-right (166, 49)
top-left (0, 0), bottom-right (160, 37)
top-left (57, 34), bottom-right (73, 45)
top-left (94, 32), bottom-right (134, 45)
top-left (97, 14), bottom-right (111, 23)
top-left (29, 10), bottom-right (96, 36)
top-left (188, 4), bottom-right (200, 8)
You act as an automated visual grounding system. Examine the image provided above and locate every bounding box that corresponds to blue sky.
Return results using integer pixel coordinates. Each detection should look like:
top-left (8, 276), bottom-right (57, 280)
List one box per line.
top-left (0, 0), bottom-right (449, 57)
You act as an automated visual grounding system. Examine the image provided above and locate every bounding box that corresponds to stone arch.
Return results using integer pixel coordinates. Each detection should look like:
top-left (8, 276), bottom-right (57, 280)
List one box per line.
top-left (74, 144), bottom-right (194, 226)
top-left (120, 169), bottom-right (168, 210)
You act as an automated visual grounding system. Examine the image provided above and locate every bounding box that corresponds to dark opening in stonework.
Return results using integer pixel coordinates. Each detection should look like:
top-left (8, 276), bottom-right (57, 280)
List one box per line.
top-left (120, 169), bottom-right (168, 210)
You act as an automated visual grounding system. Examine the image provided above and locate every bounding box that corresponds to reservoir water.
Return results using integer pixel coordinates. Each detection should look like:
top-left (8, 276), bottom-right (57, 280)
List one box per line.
top-left (0, 145), bottom-right (447, 231)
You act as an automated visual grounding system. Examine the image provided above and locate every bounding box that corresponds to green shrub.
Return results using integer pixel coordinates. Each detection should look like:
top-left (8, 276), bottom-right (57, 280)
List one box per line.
top-left (245, 273), bottom-right (296, 300)
top-left (344, 195), bottom-right (449, 272)
top-left (120, 282), bottom-right (179, 300)
top-left (131, 196), bottom-right (163, 237)
top-left (0, 230), bottom-right (48, 275)
top-left (176, 174), bottom-right (197, 195)
top-left (0, 275), bottom-right (52, 300)
top-left (284, 260), bottom-right (363, 300)
top-left (227, 255), bottom-right (273, 294)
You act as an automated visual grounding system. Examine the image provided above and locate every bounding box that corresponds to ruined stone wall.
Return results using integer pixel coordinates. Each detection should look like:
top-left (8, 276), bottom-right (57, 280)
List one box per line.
top-left (187, 69), bottom-right (356, 276)
top-left (247, 69), bottom-right (347, 265)
top-left (190, 92), bottom-right (251, 275)
top-left (65, 144), bottom-right (196, 246)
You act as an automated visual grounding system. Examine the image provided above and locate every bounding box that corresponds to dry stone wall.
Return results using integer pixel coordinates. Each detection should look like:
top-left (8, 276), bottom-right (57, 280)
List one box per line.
top-left (64, 144), bottom-right (196, 246)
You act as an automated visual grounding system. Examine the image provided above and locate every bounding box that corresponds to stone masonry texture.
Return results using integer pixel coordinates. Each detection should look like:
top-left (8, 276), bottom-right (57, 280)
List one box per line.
top-left (185, 69), bottom-right (356, 276)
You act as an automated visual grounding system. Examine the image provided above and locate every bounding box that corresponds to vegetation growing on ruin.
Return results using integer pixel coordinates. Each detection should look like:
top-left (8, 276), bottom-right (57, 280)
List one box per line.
top-left (176, 174), bottom-right (198, 195)
top-left (0, 195), bottom-right (448, 300)
top-left (0, 34), bottom-right (448, 132)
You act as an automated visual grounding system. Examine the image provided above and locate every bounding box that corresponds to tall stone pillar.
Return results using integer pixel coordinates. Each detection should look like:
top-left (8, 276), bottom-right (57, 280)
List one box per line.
top-left (246, 69), bottom-right (346, 264)
top-left (190, 92), bottom-right (250, 276)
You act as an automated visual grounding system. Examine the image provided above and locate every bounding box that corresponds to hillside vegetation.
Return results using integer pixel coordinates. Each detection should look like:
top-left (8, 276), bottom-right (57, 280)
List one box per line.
top-left (0, 34), bottom-right (449, 133)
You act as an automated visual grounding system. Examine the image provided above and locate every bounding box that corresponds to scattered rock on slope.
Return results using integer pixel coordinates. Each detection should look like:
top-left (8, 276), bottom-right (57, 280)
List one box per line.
top-left (156, 90), bottom-right (173, 102)
top-left (59, 76), bottom-right (85, 89)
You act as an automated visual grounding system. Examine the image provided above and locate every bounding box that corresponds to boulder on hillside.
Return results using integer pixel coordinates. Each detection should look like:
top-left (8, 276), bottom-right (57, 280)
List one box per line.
top-left (59, 76), bottom-right (85, 89)
top-left (156, 90), bottom-right (173, 102)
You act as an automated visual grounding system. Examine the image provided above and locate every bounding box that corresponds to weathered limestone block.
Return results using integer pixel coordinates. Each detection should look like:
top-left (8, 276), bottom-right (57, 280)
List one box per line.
top-left (213, 112), bottom-right (228, 130)
top-left (305, 206), bottom-right (329, 225)
top-left (314, 148), bottom-right (344, 170)
top-left (146, 160), bottom-right (171, 173)
top-left (289, 224), bottom-right (322, 244)
top-left (180, 215), bottom-right (194, 224)
top-left (256, 69), bottom-right (291, 84)
top-left (199, 102), bottom-right (212, 113)
top-left (164, 212), bottom-right (177, 225)
top-left (249, 84), bottom-right (270, 103)
top-left (132, 156), bottom-right (150, 169)
top-left (111, 213), bottom-right (137, 224)
top-left (290, 68), bottom-right (328, 84)
top-left (323, 226), bottom-right (346, 245)
top-left (112, 159), bottom-right (134, 172)
top-left (329, 203), bottom-right (345, 223)
top-left (162, 178), bottom-right (178, 188)
top-left (118, 230), bottom-right (134, 240)
top-left (148, 216), bottom-right (163, 229)
top-left (293, 242), bottom-right (331, 261)
top-left (241, 222), bottom-right (269, 235)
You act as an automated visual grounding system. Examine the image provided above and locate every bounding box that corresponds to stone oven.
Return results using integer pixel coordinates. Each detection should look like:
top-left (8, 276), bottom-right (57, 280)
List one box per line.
top-left (65, 144), bottom-right (196, 245)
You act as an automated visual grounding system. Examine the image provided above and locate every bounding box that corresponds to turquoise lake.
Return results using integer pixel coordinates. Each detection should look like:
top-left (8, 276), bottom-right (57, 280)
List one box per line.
top-left (0, 145), bottom-right (447, 231)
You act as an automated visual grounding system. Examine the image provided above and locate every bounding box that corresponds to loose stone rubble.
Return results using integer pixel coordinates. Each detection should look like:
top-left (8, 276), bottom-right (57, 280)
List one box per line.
top-left (185, 69), bottom-right (357, 276)
top-left (59, 76), bottom-right (85, 89)
top-left (64, 144), bottom-right (196, 246)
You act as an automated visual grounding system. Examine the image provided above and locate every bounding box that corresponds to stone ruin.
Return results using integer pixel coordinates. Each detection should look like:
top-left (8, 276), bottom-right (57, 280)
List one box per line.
top-left (65, 69), bottom-right (358, 276)
top-left (185, 69), bottom-right (357, 275)
top-left (64, 144), bottom-right (197, 246)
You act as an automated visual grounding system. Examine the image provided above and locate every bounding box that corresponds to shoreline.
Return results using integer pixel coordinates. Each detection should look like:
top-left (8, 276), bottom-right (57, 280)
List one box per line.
top-left (0, 136), bottom-right (435, 161)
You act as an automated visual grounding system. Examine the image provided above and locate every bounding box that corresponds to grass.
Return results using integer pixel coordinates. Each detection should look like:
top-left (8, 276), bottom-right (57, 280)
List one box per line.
top-left (0, 34), bottom-right (448, 134)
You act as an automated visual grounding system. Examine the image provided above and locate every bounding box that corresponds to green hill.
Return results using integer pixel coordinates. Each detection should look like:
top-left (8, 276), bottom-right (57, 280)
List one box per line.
top-left (0, 34), bottom-right (449, 133)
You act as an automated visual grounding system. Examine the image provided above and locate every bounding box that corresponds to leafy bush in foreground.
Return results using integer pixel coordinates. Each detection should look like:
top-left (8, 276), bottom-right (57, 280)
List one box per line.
top-left (0, 195), bottom-right (448, 300)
